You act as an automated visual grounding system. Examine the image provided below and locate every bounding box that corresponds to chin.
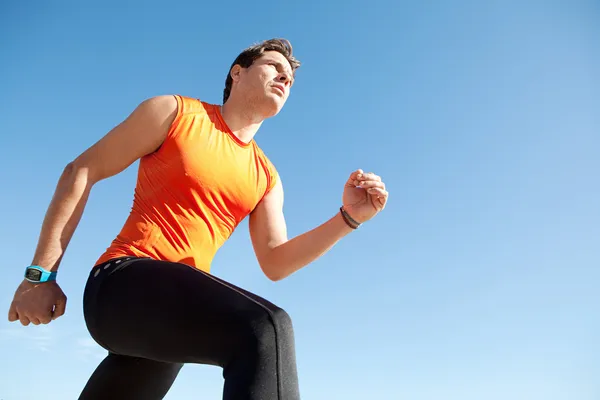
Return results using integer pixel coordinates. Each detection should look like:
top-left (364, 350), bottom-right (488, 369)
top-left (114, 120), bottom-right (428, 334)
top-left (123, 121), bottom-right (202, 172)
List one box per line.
top-left (261, 97), bottom-right (284, 117)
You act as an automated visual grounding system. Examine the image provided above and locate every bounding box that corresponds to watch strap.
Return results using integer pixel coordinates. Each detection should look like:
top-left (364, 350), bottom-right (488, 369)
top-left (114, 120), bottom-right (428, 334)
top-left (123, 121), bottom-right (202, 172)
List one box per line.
top-left (24, 265), bottom-right (57, 283)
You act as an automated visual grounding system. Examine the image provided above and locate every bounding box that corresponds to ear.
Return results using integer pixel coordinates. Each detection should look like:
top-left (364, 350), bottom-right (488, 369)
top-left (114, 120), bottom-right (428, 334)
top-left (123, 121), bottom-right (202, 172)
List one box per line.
top-left (230, 64), bottom-right (243, 83)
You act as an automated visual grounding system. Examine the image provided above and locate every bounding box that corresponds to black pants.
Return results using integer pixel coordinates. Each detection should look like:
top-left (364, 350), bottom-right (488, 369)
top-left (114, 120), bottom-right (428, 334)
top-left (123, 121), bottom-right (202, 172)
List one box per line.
top-left (79, 256), bottom-right (300, 400)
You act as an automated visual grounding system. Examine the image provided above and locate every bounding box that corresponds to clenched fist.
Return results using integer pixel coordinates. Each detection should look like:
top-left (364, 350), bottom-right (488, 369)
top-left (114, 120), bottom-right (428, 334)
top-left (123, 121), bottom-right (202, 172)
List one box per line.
top-left (8, 280), bottom-right (67, 326)
top-left (342, 169), bottom-right (389, 224)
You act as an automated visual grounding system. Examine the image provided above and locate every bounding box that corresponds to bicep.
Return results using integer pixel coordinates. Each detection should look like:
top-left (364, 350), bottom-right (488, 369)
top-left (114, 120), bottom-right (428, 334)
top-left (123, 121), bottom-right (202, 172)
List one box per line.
top-left (71, 95), bottom-right (178, 184)
top-left (249, 177), bottom-right (288, 268)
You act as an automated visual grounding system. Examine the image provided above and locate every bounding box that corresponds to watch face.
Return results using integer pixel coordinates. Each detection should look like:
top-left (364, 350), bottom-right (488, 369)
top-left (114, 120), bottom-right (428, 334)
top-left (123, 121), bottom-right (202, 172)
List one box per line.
top-left (25, 268), bottom-right (42, 281)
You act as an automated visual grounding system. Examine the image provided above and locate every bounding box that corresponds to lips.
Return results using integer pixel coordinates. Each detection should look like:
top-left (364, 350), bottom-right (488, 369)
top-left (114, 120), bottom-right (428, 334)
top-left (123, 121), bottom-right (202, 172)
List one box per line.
top-left (272, 85), bottom-right (285, 95)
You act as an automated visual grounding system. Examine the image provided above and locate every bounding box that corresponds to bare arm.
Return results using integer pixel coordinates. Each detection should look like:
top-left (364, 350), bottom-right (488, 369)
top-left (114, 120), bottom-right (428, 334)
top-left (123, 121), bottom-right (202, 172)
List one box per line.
top-left (249, 178), bottom-right (354, 281)
top-left (30, 95), bottom-right (178, 272)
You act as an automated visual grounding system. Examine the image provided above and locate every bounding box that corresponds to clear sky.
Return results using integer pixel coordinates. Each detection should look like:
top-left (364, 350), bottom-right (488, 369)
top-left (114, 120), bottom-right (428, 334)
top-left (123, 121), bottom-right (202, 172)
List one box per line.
top-left (1, 1), bottom-right (598, 399)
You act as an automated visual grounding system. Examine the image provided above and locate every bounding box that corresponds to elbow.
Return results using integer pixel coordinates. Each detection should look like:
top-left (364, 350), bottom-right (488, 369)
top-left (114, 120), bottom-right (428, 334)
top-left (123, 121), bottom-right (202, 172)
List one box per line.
top-left (256, 242), bottom-right (293, 282)
top-left (62, 161), bottom-right (95, 191)
top-left (261, 263), bottom-right (285, 282)
top-left (259, 258), bottom-right (289, 282)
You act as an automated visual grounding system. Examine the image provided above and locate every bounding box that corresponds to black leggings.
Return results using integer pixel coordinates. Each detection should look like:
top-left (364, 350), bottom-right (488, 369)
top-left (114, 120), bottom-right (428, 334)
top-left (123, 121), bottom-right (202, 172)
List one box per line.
top-left (79, 256), bottom-right (300, 400)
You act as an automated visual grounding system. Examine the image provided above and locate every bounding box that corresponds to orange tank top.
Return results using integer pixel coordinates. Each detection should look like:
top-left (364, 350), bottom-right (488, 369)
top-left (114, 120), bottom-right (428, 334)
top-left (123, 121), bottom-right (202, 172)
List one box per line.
top-left (94, 95), bottom-right (278, 273)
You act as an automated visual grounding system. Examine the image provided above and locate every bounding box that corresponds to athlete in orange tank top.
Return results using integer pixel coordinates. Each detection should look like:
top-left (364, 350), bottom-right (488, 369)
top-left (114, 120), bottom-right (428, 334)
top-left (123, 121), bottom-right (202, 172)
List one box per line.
top-left (95, 95), bottom-right (279, 273)
top-left (8, 38), bottom-right (390, 400)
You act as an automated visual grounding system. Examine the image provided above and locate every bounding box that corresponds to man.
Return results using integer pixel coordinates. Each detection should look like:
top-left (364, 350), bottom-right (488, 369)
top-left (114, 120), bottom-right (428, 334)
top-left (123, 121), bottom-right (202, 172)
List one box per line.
top-left (7, 38), bottom-right (388, 399)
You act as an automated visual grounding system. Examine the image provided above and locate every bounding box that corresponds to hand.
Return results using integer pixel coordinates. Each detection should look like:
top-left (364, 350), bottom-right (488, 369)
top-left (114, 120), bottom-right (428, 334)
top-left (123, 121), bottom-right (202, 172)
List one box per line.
top-left (342, 169), bottom-right (389, 224)
top-left (8, 279), bottom-right (67, 326)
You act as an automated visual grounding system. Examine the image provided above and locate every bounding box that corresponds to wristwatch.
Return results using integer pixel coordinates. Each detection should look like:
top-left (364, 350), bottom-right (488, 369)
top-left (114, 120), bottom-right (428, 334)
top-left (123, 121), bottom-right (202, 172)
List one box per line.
top-left (24, 265), bottom-right (57, 283)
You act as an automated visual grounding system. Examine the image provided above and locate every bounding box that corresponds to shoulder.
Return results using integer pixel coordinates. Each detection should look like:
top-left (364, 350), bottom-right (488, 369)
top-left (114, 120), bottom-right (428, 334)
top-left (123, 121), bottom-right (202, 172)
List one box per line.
top-left (173, 95), bottom-right (218, 113)
top-left (252, 142), bottom-right (280, 192)
top-left (138, 94), bottom-right (215, 117)
top-left (136, 95), bottom-right (178, 114)
top-left (132, 95), bottom-right (210, 144)
top-left (119, 95), bottom-right (180, 135)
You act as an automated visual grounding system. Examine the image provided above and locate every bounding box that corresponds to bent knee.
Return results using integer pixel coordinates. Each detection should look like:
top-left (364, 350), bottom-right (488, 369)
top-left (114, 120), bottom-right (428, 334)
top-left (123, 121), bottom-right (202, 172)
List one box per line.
top-left (271, 307), bottom-right (294, 331)
top-left (246, 307), bottom-right (295, 350)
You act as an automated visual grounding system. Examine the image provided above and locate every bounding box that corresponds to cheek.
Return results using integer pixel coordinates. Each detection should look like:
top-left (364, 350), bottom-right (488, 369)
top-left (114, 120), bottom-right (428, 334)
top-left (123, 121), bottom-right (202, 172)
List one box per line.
top-left (246, 72), bottom-right (267, 91)
top-left (259, 71), bottom-right (272, 84)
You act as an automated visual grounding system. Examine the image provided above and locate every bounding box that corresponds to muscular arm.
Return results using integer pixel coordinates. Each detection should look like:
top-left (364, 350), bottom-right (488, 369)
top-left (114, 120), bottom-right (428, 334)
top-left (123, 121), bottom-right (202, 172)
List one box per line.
top-left (30, 95), bottom-right (178, 272)
top-left (249, 178), bottom-right (354, 281)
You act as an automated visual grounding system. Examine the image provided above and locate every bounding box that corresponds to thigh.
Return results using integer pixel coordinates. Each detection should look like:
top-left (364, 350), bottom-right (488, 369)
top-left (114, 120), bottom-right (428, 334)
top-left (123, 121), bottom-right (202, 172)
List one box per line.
top-left (78, 353), bottom-right (183, 400)
top-left (85, 257), bottom-right (289, 366)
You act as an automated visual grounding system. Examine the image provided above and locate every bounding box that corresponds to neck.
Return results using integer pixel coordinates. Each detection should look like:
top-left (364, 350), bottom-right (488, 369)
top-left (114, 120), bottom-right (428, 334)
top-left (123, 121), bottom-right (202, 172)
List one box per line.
top-left (220, 96), bottom-right (267, 144)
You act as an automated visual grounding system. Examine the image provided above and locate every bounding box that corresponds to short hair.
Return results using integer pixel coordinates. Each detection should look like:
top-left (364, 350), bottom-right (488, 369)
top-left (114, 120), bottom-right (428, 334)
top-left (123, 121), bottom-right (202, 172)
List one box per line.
top-left (223, 38), bottom-right (301, 103)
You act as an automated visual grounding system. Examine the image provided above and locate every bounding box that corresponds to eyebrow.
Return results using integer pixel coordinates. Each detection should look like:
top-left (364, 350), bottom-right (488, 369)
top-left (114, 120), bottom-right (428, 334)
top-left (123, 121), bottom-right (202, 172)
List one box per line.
top-left (268, 59), bottom-right (294, 79)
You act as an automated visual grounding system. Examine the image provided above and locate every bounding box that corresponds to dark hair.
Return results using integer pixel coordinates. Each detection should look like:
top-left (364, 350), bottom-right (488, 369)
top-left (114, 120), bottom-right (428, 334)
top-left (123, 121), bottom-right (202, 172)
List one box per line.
top-left (223, 38), bottom-right (301, 103)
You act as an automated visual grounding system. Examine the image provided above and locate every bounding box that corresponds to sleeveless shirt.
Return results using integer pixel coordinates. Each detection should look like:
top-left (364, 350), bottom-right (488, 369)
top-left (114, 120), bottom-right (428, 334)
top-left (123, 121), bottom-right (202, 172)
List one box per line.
top-left (94, 95), bottom-right (278, 273)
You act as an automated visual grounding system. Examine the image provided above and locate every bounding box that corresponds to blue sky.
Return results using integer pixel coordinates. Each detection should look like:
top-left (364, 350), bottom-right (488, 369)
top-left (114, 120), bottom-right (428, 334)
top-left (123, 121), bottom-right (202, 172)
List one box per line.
top-left (1, 1), bottom-right (598, 399)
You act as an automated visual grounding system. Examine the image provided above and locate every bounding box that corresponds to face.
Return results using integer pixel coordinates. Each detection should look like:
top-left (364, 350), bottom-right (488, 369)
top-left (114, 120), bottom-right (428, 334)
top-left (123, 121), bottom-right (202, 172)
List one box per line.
top-left (230, 51), bottom-right (294, 116)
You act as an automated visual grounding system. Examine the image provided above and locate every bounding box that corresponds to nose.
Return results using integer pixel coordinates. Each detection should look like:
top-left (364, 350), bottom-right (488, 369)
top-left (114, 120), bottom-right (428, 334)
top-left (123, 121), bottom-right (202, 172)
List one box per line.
top-left (277, 72), bottom-right (292, 86)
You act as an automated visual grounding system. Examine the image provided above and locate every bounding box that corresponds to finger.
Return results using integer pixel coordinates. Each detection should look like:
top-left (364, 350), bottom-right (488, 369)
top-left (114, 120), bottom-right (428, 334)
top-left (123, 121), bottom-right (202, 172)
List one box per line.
top-left (39, 312), bottom-right (53, 324)
top-left (367, 188), bottom-right (388, 201)
top-left (52, 296), bottom-right (67, 320)
top-left (367, 187), bottom-right (387, 195)
top-left (368, 188), bottom-right (389, 209)
top-left (19, 314), bottom-right (31, 326)
top-left (346, 169), bottom-right (364, 185)
top-left (359, 172), bottom-right (381, 182)
top-left (356, 180), bottom-right (386, 189)
top-left (8, 303), bottom-right (18, 322)
top-left (30, 317), bottom-right (41, 326)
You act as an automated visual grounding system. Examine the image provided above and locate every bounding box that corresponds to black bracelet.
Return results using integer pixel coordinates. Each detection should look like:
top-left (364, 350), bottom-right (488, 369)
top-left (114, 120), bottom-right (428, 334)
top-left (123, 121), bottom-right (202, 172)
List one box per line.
top-left (340, 206), bottom-right (360, 229)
